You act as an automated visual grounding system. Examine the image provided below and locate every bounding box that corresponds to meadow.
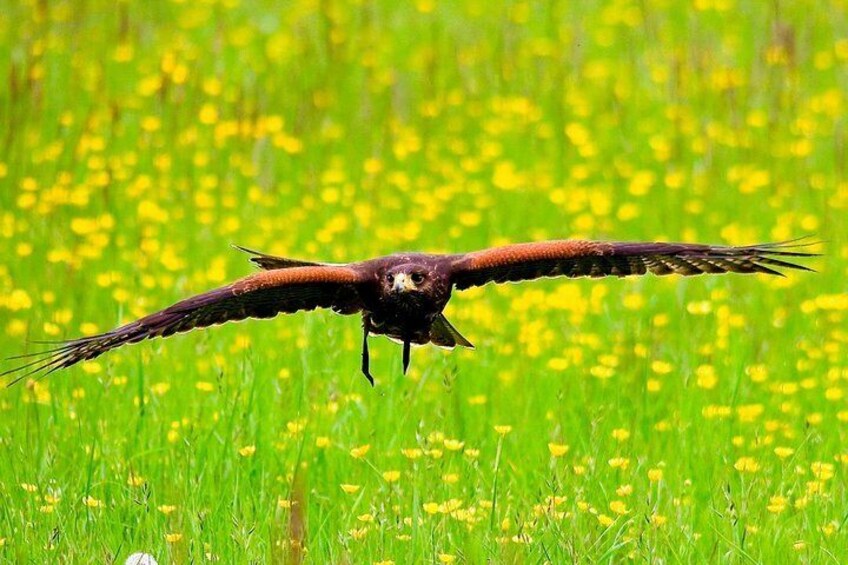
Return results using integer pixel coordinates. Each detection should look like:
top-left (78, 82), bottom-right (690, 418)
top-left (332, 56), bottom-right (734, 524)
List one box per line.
top-left (0, 0), bottom-right (846, 562)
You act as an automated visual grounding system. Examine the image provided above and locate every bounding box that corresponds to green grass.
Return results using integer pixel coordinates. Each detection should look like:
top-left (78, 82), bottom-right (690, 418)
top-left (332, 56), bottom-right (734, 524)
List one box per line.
top-left (0, 0), bottom-right (846, 562)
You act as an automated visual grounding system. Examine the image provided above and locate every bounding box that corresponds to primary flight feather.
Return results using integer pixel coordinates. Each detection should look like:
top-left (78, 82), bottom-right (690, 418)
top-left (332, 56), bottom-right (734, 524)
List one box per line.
top-left (3, 238), bottom-right (817, 386)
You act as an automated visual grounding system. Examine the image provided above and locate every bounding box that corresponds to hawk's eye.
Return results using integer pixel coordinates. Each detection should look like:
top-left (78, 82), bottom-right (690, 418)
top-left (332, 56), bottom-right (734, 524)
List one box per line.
top-left (386, 274), bottom-right (394, 284)
top-left (411, 273), bottom-right (424, 284)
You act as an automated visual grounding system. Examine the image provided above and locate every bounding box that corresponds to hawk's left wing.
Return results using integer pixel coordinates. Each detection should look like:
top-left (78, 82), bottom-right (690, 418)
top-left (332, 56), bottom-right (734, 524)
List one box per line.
top-left (449, 239), bottom-right (817, 290)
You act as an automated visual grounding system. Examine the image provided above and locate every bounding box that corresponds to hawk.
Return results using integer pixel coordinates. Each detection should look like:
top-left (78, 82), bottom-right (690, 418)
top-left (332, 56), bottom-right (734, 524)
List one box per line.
top-left (4, 239), bottom-right (816, 386)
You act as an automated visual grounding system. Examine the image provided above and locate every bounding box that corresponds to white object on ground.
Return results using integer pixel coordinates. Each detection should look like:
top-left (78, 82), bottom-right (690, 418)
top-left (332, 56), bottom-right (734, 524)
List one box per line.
top-left (125, 553), bottom-right (159, 565)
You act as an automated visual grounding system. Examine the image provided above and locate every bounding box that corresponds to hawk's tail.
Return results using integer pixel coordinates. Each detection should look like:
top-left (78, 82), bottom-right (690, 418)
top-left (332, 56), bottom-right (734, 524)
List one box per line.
top-left (429, 315), bottom-right (474, 349)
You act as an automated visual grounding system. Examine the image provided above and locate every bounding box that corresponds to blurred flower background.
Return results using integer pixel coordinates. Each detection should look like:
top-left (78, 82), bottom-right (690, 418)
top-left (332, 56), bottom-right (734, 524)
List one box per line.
top-left (0, 0), bottom-right (845, 561)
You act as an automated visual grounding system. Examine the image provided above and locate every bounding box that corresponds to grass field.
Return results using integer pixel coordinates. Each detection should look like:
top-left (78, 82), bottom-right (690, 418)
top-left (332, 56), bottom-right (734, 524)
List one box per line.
top-left (1, 0), bottom-right (846, 562)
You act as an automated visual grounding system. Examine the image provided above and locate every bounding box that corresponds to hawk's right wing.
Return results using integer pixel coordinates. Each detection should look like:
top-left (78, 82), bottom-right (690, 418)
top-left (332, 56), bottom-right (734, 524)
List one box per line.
top-left (3, 266), bottom-right (367, 384)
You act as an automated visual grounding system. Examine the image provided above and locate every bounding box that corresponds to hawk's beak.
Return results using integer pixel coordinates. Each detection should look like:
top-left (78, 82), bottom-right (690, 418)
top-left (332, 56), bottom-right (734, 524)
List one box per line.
top-left (392, 273), bottom-right (415, 293)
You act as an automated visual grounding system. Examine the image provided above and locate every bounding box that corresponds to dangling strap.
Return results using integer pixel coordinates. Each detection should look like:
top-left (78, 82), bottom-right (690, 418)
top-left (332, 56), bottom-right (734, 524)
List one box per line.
top-left (361, 318), bottom-right (374, 386)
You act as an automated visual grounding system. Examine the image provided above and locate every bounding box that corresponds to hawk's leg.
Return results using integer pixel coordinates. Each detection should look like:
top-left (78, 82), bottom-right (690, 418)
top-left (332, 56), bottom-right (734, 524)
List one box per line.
top-left (361, 319), bottom-right (375, 387)
top-left (402, 339), bottom-right (411, 375)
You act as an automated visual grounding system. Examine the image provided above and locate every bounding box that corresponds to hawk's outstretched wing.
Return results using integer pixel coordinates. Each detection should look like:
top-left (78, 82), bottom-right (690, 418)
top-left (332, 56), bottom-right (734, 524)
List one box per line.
top-left (3, 266), bottom-right (366, 384)
top-left (449, 239), bottom-right (817, 290)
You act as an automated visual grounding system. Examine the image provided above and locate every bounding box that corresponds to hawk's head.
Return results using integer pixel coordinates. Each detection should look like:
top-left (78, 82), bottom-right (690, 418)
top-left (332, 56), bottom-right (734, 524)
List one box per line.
top-left (383, 265), bottom-right (430, 294)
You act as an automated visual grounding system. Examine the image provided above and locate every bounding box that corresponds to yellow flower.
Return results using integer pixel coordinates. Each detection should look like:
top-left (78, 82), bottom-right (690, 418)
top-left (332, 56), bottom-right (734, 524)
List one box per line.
top-left (608, 457), bottom-right (630, 470)
top-left (238, 445), bottom-right (256, 457)
top-left (286, 420), bottom-right (306, 434)
top-left (349, 526), bottom-right (369, 540)
top-left (609, 500), bottom-right (628, 515)
top-left (811, 462), bottom-right (835, 480)
top-left (401, 448), bottom-right (423, 459)
top-left (737, 404), bottom-right (764, 423)
top-left (357, 513), bottom-right (374, 523)
top-left (158, 504), bottom-right (177, 515)
top-left (767, 495), bottom-right (787, 514)
top-left (140, 116), bottom-right (161, 132)
top-left (198, 103), bottom-right (219, 125)
top-left (280, 493), bottom-right (303, 509)
top-left (611, 428), bottom-right (630, 442)
top-left (7, 289), bottom-right (32, 311)
top-left (597, 514), bottom-right (615, 527)
top-left (382, 470), bottom-right (401, 483)
top-left (650, 513), bottom-right (667, 527)
top-left (734, 457), bottom-right (760, 473)
top-left (127, 474), bottom-right (146, 487)
top-left (150, 382), bottom-right (171, 396)
top-left (696, 364), bottom-right (717, 389)
top-left (622, 293), bottom-right (644, 310)
top-left (340, 484), bottom-right (361, 494)
top-left (648, 468), bottom-right (663, 482)
top-left (437, 554), bottom-right (456, 564)
top-left (81, 361), bottom-right (101, 374)
top-left (494, 425), bottom-right (512, 436)
top-left (20, 483), bottom-right (38, 493)
top-left (548, 443), bottom-right (570, 457)
top-left (315, 436), bottom-right (331, 448)
top-left (350, 444), bottom-right (371, 458)
top-left (774, 446), bottom-right (794, 459)
top-left (363, 158), bottom-right (383, 175)
top-left (443, 439), bottom-right (464, 451)
top-left (165, 533), bottom-right (183, 543)
top-left (423, 502), bottom-right (439, 515)
top-left (686, 300), bottom-right (712, 315)
top-left (440, 499), bottom-right (463, 514)
top-left (746, 364), bottom-right (769, 383)
top-left (83, 496), bottom-right (103, 508)
top-left (651, 360), bottom-right (673, 374)
top-left (820, 521), bottom-right (839, 537)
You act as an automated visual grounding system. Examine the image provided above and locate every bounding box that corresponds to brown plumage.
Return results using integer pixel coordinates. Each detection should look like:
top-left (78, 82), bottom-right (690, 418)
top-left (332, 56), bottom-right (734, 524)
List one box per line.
top-left (3, 238), bottom-right (817, 386)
